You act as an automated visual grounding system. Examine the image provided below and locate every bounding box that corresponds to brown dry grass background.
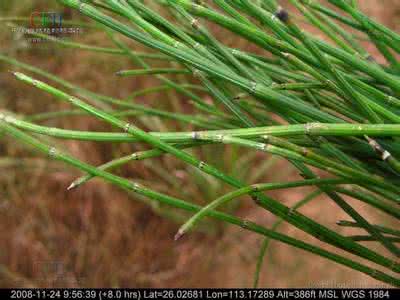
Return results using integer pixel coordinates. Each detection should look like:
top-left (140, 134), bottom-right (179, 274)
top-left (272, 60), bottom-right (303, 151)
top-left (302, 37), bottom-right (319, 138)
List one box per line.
top-left (0, 0), bottom-right (399, 288)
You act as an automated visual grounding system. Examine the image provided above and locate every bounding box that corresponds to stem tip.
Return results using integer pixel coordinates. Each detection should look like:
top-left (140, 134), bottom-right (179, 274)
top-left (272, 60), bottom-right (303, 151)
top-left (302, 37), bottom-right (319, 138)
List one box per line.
top-left (174, 229), bottom-right (185, 241)
top-left (67, 182), bottom-right (77, 191)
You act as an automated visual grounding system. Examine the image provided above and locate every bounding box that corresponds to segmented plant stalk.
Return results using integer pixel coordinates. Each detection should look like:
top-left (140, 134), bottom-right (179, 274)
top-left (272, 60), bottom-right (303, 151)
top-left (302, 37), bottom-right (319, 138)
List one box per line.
top-left (1, 120), bottom-right (399, 286)
top-left (2, 0), bottom-right (400, 286)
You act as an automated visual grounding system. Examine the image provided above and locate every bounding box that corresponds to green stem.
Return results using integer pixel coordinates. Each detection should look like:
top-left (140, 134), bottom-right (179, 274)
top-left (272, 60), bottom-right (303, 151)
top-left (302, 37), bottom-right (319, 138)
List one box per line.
top-left (2, 120), bottom-right (399, 286)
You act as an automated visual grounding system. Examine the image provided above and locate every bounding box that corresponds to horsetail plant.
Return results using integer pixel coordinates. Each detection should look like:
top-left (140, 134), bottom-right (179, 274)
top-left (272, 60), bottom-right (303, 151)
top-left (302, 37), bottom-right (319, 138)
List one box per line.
top-left (1, 0), bottom-right (400, 286)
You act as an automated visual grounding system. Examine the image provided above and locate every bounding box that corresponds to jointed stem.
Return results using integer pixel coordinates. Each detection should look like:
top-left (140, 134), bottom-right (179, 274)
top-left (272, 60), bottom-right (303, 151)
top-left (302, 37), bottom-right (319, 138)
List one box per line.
top-left (1, 121), bottom-right (399, 286)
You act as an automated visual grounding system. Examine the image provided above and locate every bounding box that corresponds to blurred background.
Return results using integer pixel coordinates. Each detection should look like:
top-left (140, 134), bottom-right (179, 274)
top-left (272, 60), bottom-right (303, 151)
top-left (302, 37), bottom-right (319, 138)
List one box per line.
top-left (0, 0), bottom-right (399, 288)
